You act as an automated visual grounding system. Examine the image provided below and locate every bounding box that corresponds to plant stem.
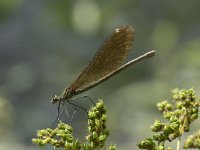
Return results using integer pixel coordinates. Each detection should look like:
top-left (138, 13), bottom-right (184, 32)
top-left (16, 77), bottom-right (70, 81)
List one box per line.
top-left (176, 137), bottom-right (180, 150)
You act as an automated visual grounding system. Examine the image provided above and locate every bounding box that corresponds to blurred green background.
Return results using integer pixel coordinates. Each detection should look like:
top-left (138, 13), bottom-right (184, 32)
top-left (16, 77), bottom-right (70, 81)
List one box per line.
top-left (0, 0), bottom-right (200, 149)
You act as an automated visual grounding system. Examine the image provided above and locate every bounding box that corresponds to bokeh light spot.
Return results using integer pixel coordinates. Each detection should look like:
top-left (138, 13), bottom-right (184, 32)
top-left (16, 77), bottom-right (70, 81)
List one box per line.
top-left (152, 21), bottom-right (179, 50)
top-left (6, 63), bottom-right (37, 93)
top-left (72, 1), bottom-right (101, 36)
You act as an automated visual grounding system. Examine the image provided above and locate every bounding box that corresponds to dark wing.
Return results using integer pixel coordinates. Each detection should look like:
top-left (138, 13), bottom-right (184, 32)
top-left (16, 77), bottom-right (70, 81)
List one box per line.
top-left (65, 26), bottom-right (134, 95)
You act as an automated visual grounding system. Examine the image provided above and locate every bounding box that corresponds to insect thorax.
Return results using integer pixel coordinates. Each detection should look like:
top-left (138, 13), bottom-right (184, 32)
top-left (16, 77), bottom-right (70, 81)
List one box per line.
top-left (51, 86), bottom-right (76, 104)
top-left (62, 87), bottom-right (75, 100)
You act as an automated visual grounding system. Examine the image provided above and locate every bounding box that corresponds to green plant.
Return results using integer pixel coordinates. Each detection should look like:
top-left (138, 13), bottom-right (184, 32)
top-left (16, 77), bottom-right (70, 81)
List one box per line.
top-left (33, 88), bottom-right (200, 150)
top-left (138, 88), bottom-right (200, 150)
top-left (32, 100), bottom-right (116, 150)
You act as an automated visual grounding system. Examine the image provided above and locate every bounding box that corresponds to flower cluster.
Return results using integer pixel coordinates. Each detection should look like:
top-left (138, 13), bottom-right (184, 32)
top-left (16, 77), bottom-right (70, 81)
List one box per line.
top-left (32, 100), bottom-right (116, 150)
top-left (184, 130), bottom-right (200, 149)
top-left (86, 99), bottom-right (111, 149)
top-left (138, 88), bottom-right (200, 150)
top-left (32, 121), bottom-right (81, 149)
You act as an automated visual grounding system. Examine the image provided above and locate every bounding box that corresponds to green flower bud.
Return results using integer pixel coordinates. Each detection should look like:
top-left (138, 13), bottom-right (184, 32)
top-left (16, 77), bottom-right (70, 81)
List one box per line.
top-left (88, 111), bottom-right (96, 118)
top-left (101, 114), bottom-right (107, 121)
top-left (163, 111), bottom-right (173, 119)
top-left (170, 116), bottom-right (178, 123)
top-left (150, 120), bottom-right (164, 132)
top-left (109, 144), bottom-right (116, 150)
top-left (99, 135), bottom-right (106, 141)
top-left (192, 107), bottom-right (198, 113)
top-left (153, 134), bottom-right (168, 142)
top-left (170, 122), bottom-right (179, 131)
top-left (176, 101), bottom-right (183, 109)
top-left (157, 145), bottom-right (164, 150)
top-left (191, 114), bottom-right (198, 121)
top-left (164, 125), bottom-right (174, 134)
top-left (92, 132), bottom-right (98, 139)
top-left (138, 138), bottom-right (155, 149)
top-left (184, 138), bottom-right (193, 148)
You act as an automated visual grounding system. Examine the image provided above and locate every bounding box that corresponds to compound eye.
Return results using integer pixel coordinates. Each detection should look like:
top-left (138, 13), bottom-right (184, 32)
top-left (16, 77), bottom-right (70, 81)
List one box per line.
top-left (51, 95), bottom-right (60, 104)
